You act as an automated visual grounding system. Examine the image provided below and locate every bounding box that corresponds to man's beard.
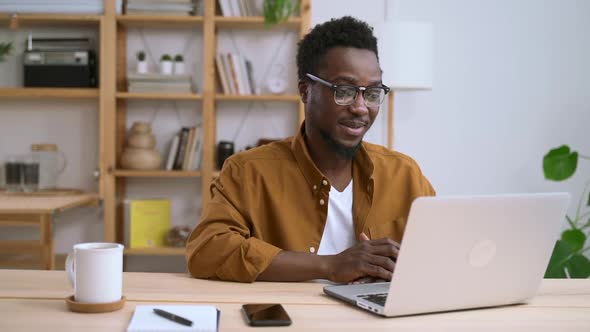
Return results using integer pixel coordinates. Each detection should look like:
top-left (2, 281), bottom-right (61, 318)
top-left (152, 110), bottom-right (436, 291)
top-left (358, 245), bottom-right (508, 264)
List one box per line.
top-left (319, 128), bottom-right (361, 160)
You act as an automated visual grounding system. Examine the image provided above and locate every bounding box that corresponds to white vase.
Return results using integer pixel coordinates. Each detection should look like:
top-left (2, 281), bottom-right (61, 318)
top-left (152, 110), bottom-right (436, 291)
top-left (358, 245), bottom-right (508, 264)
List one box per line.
top-left (173, 62), bottom-right (185, 75)
top-left (160, 60), bottom-right (173, 75)
top-left (137, 61), bottom-right (148, 74)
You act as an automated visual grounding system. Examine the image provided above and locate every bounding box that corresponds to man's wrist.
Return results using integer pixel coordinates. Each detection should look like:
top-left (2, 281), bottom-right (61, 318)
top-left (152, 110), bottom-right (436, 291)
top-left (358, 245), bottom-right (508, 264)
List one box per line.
top-left (315, 254), bottom-right (333, 280)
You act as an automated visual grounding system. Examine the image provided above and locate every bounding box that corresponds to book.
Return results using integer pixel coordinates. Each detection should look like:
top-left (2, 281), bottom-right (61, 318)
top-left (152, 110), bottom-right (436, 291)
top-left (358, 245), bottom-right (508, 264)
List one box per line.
top-left (173, 127), bottom-right (191, 170)
top-left (124, 199), bottom-right (171, 248)
top-left (165, 134), bottom-right (180, 170)
top-left (127, 305), bottom-right (220, 332)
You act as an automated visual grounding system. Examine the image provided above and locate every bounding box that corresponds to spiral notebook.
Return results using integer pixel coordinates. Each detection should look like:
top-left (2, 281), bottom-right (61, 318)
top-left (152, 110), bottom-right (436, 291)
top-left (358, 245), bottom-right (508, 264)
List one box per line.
top-left (127, 305), bottom-right (220, 332)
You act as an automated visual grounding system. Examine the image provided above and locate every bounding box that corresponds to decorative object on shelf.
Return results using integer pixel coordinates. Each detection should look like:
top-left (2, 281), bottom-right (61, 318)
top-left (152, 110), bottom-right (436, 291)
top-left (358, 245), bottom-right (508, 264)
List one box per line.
top-left (160, 54), bottom-right (173, 75)
top-left (136, 50), bottom-right (147, 74)
top-left (3, 154), bottom-right (23, 192)
top-left (216, 141), bottom-right (234, 170)
top-left (120, 122), bottom-right (162, 170)
top-left (542, 145), bottom-right (590, 278)
top-left (0, 41), bottom-right (13, 63)
top-left (31, 143), bottom-right (67, 190)
top-left (266, 64), bottom-right (287, 94)
top-left (166, 225), bottom-right (192, 247)
top-left (263, 0), bottom-right (299, 25)
top-left (173, 54), bottom-right (185, 75)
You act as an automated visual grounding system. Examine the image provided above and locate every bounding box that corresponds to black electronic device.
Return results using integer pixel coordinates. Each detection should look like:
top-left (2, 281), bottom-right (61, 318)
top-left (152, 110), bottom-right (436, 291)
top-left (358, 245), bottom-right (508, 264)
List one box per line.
top-left (242, 303), bottom-right (292, 327)
top-left (24, 49), bottom-right (97, 87)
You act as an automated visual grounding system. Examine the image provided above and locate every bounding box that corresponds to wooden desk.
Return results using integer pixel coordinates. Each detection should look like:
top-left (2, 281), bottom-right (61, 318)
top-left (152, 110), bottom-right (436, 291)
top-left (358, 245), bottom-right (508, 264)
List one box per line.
top-left (0, 193), bottom-right (99, 270)
top-left (0, 270), bottom-right (589, 331)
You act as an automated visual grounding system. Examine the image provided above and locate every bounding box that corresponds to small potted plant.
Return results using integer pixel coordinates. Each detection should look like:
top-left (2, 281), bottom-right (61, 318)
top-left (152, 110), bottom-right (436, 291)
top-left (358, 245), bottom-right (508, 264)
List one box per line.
top-left (173, 54), bottom-right (184, 75)
top-left (0, 41), bottom-right (13, 63)
top-left (136, 50), bottom-right (147, 74)
top-left (160, 54), bottom-right (173, 75)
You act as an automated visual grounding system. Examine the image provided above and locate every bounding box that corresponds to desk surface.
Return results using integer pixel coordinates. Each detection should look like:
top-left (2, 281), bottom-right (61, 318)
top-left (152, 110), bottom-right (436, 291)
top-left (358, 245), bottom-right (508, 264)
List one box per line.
top-left (1, 270), bottom-right (589, 331)
top-left (0, 193), bottom-right (98, 214)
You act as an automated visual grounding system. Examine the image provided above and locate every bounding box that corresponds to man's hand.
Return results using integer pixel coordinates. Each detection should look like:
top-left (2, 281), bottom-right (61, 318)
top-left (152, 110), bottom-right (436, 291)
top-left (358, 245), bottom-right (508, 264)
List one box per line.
top-left (324, 234), bottom-right (400, 283)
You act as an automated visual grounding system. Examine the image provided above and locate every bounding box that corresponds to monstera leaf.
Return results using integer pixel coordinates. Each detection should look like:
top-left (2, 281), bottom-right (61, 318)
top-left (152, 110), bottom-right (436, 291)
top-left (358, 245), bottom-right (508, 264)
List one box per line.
top-left (543, 145), bottom-right (578, 181)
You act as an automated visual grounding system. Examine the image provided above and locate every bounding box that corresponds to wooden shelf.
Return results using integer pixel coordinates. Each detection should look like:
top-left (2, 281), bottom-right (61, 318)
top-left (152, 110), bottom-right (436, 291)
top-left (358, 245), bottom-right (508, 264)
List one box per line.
top-left (125, 247), bottom-right (185, 256)
top-left (215, 16), bottom-right (302, 29)
top-left (0, 88), bottom-right (99, 99)
top-left (117, 15), bottom-right (203, 27)
top-left (113, 170), bottom-right (202, 177)
top-left (116, 92), bottom-right (202, 100)
top-left (0, 13), bottom-right (101, 26)
top-left (215, 94), bottom-right (300, 102)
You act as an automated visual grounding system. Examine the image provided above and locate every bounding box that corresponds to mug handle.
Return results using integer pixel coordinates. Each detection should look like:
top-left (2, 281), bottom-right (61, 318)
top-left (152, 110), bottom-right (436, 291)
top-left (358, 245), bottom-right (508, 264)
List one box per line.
top-left (57, 150), bottom-right (67, 175)
top-left (65, 251), bottom-right (75, 288)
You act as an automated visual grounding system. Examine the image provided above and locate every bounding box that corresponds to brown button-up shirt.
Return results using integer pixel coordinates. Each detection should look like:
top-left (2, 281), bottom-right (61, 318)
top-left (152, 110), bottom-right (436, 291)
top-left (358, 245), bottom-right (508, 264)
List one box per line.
top-left (186, 128), bottom-right (435, 282)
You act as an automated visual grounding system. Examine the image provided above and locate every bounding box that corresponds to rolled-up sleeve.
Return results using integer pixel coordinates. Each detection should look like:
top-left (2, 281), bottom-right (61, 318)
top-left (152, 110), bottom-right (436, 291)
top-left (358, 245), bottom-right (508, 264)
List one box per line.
top-left (185, 159), bottom-right (282, 283)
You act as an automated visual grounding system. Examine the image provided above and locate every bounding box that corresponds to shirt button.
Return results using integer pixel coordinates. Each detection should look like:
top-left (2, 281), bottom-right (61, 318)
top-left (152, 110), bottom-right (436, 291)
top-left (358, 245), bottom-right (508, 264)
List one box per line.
top-left (322, 180), bottom-right (328, 186)
top-left (319, 199), bottom-right (325, 206)
top-left (313, 185), bottom-right (317, 190)
top-left (309, 246), bottom-right (316, 253)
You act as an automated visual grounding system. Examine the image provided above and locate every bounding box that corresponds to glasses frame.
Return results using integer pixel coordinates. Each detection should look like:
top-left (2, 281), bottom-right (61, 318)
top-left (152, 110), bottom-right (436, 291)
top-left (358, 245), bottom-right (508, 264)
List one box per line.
top-left (305, 73), bottom-right (390, 107)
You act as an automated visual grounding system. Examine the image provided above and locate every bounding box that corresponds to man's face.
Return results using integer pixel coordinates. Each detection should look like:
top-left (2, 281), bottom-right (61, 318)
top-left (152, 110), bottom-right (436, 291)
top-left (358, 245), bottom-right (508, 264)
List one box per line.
top-left (302, 47), bottom-right (382, 158)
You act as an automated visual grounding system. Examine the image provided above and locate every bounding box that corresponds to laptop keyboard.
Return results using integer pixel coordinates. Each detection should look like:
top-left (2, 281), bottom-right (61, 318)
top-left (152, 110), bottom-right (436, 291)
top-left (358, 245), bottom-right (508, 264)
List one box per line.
top-left (358, 293), bottom-right (388, 306)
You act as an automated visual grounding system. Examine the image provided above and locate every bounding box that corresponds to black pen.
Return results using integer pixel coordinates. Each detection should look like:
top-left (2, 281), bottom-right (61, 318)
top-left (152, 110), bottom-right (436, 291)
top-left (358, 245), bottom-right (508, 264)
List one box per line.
top-left (153, 308), bottom-right (193, 327)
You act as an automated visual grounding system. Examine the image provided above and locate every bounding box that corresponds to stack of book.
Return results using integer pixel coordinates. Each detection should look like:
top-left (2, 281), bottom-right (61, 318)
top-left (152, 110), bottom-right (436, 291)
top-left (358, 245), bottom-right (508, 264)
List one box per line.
top-left (126, 0), bottom-right (199, 16)
top-left (0, 0), bottom-right (122, 14)
top-left (215, 53), bottom-right (256, 95)
top-left (165, 126), bottom-right (203, 171)
top-left (218, 0), bottom-right (260, 16)
top-left (127, 73), bottom-right (193, 93)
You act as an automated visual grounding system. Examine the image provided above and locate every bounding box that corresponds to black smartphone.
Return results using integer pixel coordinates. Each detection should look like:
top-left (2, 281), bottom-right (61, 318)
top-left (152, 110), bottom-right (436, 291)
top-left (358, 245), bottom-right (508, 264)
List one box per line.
top-left (242, 303), bottom-right (292, 327)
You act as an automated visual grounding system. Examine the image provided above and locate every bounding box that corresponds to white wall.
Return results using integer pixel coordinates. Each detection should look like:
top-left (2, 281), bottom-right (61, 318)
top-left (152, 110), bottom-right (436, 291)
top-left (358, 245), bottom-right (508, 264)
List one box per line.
top-left (1, 0), bottom-right (589, 270)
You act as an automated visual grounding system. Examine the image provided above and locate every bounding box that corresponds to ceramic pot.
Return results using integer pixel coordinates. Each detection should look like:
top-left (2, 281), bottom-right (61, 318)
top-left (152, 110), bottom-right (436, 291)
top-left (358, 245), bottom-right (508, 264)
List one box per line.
top-left (137, 61), bottom-right (148, 74)
top-left (127, 132), bottom-right (156, 149)
top-left (120, 148), bottom-right (161, 170)
top-left (160, 60), bottom-right (173, 75)
top-left (173, 61), bottom-right (185, 75)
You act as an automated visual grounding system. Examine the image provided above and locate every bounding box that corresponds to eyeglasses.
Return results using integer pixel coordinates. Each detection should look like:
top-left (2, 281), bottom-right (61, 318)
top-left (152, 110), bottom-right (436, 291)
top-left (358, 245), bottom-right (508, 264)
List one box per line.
top-left (305, 73), bottom-right (390, 108)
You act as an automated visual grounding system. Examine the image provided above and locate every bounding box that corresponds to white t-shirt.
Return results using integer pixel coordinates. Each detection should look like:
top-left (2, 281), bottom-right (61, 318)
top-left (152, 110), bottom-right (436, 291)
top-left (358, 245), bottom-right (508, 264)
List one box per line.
top-left (317, 180), bottom-right (356, 255)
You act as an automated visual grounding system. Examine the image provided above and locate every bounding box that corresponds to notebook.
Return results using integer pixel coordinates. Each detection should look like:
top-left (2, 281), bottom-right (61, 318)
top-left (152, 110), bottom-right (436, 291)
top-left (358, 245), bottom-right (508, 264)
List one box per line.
top-left (127, 305), bottom-right (220, 332)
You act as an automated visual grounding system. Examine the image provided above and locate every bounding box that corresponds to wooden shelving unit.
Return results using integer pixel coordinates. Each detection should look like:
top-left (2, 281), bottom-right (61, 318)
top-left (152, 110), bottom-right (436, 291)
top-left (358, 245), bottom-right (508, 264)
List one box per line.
top-left (0, 88), bottom-right (99, 99)
top-left (0, 1), bottom-right (310, 259)
top-left (214, 16), bottom-right (302, 29)
top-left (116, 92), bottom-right (202, 100)
top-left (0, 13), bottom-right (101, 26)
top-left (98, 0), bottom-right (310, 257)
top-left (215, 94), bottom-right (300, 102)
top-left (113, 170), bottom-right (201, 177)
top-left (116, 15), bottom-right (203, 27)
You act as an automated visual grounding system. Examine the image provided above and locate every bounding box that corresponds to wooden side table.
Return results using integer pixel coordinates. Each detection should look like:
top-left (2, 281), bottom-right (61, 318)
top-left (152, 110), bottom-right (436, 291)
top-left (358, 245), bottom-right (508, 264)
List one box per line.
top-left (0, 193), bottom-right (99, 270)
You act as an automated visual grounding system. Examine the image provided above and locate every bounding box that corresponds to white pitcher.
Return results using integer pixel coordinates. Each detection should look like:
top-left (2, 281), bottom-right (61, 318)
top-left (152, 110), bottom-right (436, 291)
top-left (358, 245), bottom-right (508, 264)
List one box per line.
top-left (31, 143), bottom-right (67, 190)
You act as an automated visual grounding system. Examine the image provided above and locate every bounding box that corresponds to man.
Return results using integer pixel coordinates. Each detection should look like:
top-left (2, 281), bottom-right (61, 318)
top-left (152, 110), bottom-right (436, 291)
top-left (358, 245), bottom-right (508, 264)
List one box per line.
top-left (186, 16), bottom-right (434, 283)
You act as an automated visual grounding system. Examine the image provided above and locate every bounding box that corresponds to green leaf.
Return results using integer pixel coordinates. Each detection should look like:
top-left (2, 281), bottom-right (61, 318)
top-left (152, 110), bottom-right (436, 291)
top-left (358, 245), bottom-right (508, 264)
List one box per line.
top-left (565, 254), bottom-right (590, 278)
top-left (545, 240), bottom-right (576, 278)
top-left (561, 229), bottom-right (586, 252)
top-left (543, 145), bottom-right (578, 181)
top-left (587, 192), bottom-right (590, 206)
top-left (0, 42), bottom-right (13, 62)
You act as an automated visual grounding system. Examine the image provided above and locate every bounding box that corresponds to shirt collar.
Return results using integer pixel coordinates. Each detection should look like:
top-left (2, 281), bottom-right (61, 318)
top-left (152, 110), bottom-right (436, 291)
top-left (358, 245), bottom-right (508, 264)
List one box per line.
top-left (290, 122), bottom-right (374, 189)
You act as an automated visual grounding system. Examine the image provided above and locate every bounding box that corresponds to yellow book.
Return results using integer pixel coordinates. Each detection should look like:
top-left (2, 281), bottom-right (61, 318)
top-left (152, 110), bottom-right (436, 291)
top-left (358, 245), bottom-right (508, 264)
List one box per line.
top-left (128, 199), bottom-right (171, 248)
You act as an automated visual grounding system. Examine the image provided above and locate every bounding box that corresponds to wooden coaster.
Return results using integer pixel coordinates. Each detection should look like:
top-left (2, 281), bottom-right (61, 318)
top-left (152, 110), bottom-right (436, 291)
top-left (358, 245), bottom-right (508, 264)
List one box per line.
top-left (65, 295), bottom-right (126, 313)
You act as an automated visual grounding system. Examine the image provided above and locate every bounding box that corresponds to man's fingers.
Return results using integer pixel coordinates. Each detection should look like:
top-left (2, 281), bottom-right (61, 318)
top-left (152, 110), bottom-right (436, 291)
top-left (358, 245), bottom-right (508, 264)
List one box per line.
top-left (366, 237), bottom-right (400, 249)
top-left (366, 254), bottom-right (396, 273)
top-left (369, 244), bottom-right (399, 259)
top-left (359, 232), bottom-right (370, 241)
top-left (363, 262), bottom-right (393, 281)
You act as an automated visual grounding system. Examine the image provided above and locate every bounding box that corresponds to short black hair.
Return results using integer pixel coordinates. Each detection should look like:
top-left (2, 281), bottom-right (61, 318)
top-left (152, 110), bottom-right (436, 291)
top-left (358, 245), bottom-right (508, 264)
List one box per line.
top-left (296, 16), bottom-right (379, 81)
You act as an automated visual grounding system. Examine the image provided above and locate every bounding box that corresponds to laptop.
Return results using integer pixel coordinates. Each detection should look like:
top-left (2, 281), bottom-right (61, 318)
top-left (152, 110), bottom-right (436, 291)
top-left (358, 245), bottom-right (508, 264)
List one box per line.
top-left (324, 193), bottom-right (570, 317)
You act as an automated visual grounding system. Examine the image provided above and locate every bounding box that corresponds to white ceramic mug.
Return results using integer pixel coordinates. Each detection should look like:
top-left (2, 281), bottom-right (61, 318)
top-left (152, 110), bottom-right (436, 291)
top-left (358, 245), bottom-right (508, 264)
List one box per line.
top-left (65, 242), bottom-right (124, 304)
